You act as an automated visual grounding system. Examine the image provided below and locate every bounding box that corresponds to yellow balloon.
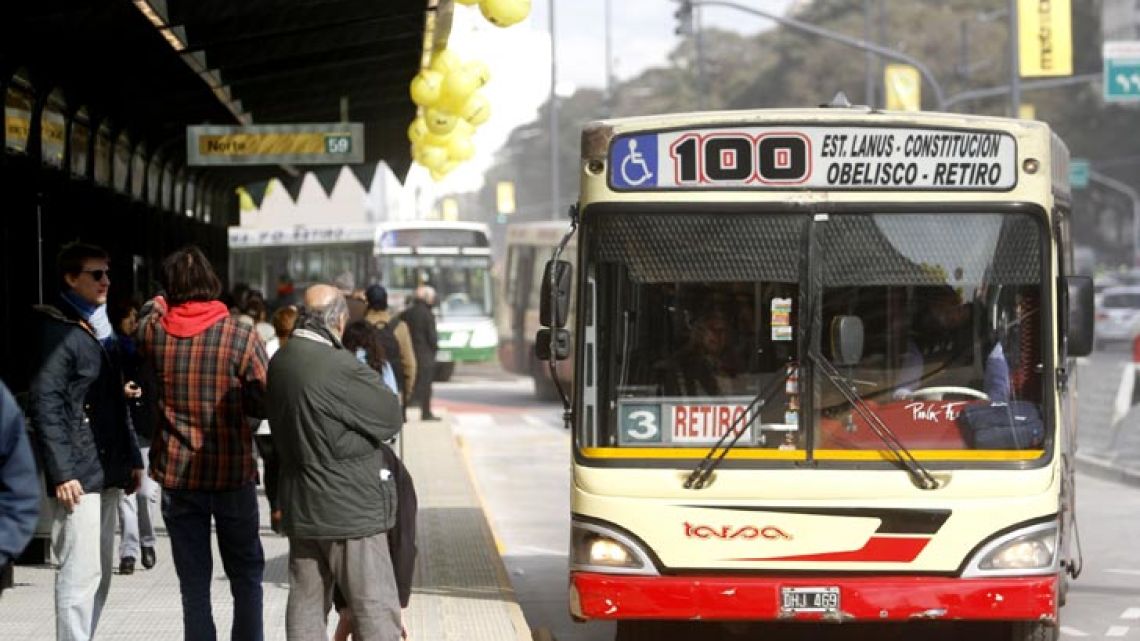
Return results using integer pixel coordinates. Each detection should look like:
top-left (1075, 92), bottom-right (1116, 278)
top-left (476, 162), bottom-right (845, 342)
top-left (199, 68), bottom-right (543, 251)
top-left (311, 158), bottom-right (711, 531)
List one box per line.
top-left (422, 129), bottom-right (453, 148)
top-left (453, 118), bottom-right (475, 138)
top-left (448, 135), bottom-right (476, 162)
top-left (419, 145), bottom-right (449, 170)
top-left (461, 92), bottom-right (491, 126)
top-left (440, 66), bottom-right (479, 111)
top-left (430, 49), bottom-right (461, 75)
top-left (466, 60), bottom-right (491, 88)
top-left (411, 143), bottom-right (424, 164)
top-left (429, 169), bottom-right (447, 182)
top-left (407, 118), bottom-right (429, 144)
top-left (410, 70), bottom-right (444, 107)
top-left (479, 0), bottom-right (531, 27)
top-left (423, 108), bottom-right (458, 135)
top-left (441, 161), bottom-right (460, 174)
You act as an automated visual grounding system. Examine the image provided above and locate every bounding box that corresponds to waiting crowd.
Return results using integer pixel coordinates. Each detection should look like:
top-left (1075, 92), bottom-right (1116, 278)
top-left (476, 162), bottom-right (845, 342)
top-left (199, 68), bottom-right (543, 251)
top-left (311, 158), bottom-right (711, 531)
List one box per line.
top-left (0, 242), bottom-right (442, 641)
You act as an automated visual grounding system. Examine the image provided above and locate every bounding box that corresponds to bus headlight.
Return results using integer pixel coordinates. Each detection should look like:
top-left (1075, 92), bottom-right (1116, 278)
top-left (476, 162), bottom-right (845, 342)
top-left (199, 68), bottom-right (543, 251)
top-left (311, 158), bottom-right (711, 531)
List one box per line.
top-left (962, 521), bottom-right (1058, 577)
top-left (571, 520), bottom-right (658, 575)
top-left (469, 323), bottom-right (499, 349)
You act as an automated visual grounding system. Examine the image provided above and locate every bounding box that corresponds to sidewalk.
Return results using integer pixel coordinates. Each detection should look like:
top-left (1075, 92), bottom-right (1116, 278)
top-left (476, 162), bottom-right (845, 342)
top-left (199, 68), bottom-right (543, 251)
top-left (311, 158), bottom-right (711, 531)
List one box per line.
top-left (0, 414), bottom-right (532, 641)
top-left (1074, 354), bottom-right (1140, 487)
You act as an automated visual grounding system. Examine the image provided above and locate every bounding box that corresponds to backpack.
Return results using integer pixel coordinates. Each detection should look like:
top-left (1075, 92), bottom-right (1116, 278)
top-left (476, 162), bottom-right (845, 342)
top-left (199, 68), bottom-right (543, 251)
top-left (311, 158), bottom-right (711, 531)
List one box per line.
top-left (373, 317), bottom-right (406, 396)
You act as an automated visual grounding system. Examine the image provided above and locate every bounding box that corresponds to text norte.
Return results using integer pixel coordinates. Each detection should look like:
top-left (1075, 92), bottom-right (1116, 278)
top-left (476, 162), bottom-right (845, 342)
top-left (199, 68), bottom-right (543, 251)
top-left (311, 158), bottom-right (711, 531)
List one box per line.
top-left (684, 522), bottom-right (793, 541)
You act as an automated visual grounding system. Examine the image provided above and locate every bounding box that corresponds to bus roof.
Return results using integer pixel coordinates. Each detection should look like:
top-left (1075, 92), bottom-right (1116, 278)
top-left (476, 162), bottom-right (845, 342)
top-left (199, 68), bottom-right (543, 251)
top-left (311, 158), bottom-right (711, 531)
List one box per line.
top-left (505, 220), bottom-right (576, 246)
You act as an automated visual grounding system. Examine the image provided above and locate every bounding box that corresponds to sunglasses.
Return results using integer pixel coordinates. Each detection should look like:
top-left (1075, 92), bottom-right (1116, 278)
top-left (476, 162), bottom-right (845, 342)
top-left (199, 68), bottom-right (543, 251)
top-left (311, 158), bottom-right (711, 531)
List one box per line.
top-left (81, 269), bottom-right (111, 281)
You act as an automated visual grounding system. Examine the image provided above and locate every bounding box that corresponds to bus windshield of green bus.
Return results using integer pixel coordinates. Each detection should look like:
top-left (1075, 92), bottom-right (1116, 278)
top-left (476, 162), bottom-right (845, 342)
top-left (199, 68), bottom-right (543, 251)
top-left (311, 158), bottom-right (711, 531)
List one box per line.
top-left (587, 211), bottom-right (1046, 458)
top-left (383, 255), bottom-right (493, 317)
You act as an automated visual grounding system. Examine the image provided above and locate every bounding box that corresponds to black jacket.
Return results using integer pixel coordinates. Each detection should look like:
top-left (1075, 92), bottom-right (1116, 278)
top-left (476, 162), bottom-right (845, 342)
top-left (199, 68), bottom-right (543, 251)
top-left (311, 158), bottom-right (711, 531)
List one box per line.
top-left (28, 299), bottom-right (142, 492)
top-left (400, 299), bottom-right (438, 365)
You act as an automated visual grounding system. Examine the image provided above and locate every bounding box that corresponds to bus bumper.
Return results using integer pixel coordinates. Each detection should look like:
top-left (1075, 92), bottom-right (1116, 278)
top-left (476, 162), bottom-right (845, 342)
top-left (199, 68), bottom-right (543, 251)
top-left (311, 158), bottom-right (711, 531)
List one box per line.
top-left (570, 572), bottom-right (1057, 622)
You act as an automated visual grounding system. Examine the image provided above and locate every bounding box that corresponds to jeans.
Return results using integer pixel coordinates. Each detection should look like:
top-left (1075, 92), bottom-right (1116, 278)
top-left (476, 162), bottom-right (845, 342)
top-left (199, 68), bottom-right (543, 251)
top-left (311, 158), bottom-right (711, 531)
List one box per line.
top-left (118, 446), bottom-right (157, 559)
top-left (162, 482), bottom-right (265, 641)
top-left (52, 489), bottom-right (121, 641)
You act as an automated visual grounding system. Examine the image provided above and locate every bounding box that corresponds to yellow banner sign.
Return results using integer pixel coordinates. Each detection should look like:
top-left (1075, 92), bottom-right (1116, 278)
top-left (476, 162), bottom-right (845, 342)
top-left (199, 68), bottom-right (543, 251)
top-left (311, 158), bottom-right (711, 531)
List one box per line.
top-left (197, 132), bottom-right (347, 156)
top-left (1018, 0), bottom-right (1072, 77)
top-left (187, 123), bottom-right (363, 165)
top-left (884, 64), bottom-right (921, 111)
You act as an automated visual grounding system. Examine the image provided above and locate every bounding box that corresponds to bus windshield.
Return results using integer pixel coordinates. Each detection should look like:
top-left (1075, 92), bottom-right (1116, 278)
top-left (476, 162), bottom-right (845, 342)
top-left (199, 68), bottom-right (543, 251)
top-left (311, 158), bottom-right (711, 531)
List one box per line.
top-left (588, 210), bottom-right (1046, 460)
top-left (383, 255), bottom-right (493, 317)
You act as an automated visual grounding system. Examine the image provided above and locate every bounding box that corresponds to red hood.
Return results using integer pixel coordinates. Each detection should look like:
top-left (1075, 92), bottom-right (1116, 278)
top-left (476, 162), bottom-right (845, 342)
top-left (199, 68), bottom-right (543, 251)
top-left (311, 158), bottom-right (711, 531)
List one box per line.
top-left (160, 299), bottom-right (230, 338)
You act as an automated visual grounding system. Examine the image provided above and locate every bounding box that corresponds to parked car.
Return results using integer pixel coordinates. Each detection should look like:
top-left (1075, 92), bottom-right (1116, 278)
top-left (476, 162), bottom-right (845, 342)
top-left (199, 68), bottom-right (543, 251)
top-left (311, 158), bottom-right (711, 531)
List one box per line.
top-left (1096, 285), bottom-right (1140, 346)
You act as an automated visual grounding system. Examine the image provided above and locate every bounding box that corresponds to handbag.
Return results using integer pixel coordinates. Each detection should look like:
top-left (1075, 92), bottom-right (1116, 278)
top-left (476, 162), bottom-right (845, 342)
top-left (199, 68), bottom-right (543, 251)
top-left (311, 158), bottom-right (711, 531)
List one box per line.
top-left (960, 401), bottom-right (1044, 449)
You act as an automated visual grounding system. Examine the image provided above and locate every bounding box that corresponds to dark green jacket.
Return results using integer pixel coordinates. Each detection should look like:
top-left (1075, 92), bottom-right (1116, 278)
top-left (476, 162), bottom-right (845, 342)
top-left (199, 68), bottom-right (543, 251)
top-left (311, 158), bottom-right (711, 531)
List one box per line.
top-left (267, 331), bottom-right (403, 539)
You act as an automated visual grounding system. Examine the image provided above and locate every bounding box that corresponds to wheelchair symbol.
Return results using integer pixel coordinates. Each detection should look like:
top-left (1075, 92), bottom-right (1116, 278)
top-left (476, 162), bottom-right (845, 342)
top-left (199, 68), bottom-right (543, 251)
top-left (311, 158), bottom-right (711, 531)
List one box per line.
top-left (619, 139), bottom-right (654, 186)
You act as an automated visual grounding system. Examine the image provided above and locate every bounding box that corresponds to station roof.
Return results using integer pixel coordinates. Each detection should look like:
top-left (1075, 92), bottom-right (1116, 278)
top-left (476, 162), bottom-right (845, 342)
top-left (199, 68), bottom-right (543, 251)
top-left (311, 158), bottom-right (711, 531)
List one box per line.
top-left (3, 0), bottom-right (431, 185)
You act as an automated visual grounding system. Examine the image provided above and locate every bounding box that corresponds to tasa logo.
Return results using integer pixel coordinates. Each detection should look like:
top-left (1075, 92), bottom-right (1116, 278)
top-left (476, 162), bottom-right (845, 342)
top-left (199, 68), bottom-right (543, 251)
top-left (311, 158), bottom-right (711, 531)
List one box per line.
top-left (683, 522), bottom-right (792, 541)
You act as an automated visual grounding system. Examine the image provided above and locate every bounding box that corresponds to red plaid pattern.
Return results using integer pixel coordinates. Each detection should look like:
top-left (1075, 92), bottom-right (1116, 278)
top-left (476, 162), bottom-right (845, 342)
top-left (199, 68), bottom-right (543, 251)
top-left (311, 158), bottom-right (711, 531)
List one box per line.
top-left (139, 314), bottom-right (268, 490)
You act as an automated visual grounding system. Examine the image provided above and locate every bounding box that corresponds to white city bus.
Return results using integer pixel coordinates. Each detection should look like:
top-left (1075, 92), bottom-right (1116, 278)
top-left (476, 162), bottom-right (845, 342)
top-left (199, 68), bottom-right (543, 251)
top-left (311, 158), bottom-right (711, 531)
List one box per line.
top-left (498, 221), bottom-right (575, 399)
top-left (229, 220), bottom-right (497, 380)
top-left (541, 104), bottom-right (1095, 640)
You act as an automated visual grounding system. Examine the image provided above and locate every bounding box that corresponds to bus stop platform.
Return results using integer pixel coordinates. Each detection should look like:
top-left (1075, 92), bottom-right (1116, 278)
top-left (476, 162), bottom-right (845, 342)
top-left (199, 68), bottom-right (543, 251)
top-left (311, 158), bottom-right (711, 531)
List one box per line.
top-left (0, 414), bottom-right (533, 641)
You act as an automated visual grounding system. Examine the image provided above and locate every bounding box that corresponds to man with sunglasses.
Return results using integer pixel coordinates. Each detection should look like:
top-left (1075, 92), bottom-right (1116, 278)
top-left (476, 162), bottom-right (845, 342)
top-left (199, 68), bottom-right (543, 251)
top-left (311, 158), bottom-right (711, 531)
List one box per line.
top-left (28, 242), bottom-right (143, 641)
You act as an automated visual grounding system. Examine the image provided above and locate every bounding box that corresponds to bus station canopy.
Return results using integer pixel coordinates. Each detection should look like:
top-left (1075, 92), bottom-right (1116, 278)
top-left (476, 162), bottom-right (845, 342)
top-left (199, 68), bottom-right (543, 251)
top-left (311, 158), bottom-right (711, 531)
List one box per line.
top-left (3, 0), bottom-right (429, 186)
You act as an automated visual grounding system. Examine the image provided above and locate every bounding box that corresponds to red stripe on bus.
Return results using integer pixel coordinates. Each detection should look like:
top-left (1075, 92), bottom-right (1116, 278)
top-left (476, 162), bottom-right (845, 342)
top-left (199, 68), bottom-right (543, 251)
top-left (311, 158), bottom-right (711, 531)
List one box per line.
top-left (738, 536), bottom-right (930, 563)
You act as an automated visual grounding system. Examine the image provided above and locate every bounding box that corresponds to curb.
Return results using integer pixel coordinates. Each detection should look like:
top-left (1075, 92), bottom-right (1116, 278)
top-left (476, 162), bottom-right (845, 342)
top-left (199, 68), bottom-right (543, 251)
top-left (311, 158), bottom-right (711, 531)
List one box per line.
top-left (449, 416), bottom-right (535, 641)
top-left (1074, 452), bottom-right (1140, 488)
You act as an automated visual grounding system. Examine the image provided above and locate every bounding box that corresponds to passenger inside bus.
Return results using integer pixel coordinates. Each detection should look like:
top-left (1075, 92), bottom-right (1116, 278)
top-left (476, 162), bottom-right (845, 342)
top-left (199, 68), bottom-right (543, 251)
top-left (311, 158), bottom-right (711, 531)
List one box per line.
top-left (654, 309), bottom-right (733, 396)
top-left (892, 286), bottom-right (1011, 403)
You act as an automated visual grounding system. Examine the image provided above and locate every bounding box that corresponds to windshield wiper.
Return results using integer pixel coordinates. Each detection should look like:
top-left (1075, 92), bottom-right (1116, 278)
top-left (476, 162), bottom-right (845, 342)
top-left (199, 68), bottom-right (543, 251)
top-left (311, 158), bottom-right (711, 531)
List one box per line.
top-left (684, 368), bottom-right (792, 490)
top-left (809, 351), bottom-right (940, 490)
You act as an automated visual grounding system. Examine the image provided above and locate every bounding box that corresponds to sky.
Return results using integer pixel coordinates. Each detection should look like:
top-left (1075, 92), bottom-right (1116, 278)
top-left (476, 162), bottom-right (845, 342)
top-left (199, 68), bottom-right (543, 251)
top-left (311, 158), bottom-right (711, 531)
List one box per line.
top-left (405, 0), bottom-right (797, 201)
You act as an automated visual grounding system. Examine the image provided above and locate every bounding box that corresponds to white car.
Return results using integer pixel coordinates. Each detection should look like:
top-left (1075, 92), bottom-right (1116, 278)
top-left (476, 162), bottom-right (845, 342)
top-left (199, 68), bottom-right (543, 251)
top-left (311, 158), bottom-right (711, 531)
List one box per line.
top-left (1096, 285), bottom-right (1140, 344)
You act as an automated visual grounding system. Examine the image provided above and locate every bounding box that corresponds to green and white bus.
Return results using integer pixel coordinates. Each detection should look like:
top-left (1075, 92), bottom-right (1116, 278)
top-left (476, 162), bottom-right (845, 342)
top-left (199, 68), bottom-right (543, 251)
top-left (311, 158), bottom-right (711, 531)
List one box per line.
top-left (229, 220), bottom-right (497, 380)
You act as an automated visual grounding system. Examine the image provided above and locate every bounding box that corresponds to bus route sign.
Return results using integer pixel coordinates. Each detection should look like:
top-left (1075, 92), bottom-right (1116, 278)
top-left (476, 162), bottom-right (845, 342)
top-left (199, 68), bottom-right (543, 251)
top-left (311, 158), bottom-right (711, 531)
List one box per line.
top-left (609, 126), bottom-right (1017, 191)
top-left (187, 123), bottom-right (364, 166)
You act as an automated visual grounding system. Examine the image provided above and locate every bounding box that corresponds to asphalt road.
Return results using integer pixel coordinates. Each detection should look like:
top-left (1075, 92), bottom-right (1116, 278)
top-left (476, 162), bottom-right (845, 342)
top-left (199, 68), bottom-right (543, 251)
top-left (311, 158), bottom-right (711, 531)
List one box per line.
top-left (438, 361), bottom-right (1140, 641)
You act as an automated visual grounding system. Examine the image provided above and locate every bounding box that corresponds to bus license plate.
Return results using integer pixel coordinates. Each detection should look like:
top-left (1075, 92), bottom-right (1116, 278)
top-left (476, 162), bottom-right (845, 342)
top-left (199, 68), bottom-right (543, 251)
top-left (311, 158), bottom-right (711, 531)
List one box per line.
top-left (781, 586), bottom-right (840, 613)
top-left (436, 350), bottom-right (452, 362)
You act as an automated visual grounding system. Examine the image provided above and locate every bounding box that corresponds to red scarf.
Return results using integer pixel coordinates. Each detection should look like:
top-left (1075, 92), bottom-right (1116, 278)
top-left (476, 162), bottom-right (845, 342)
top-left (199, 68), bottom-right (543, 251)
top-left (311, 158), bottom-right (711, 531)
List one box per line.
top-left (160, 299), bottom-right (230, 338)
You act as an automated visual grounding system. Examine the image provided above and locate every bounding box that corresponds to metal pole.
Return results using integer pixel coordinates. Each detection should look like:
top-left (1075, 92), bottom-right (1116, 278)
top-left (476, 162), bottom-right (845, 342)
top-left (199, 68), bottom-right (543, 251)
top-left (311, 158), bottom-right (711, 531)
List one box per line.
top-left (693, 0), bottom-right (946, 108)
top-left (941, 73), bottom-right (1100, 110)
top-left (864, 0), bottom-right (875, 106)
top-left (1090, 170), bottom-right (1140, 267)
top-left (695, 5), bottom-right (706, 110)
top-left (549, 0), bottom-right (560, 220)
top-left (1008, 0), bottom-right (1021, 116)
top-left (601, 0), bottom-right (611, 112)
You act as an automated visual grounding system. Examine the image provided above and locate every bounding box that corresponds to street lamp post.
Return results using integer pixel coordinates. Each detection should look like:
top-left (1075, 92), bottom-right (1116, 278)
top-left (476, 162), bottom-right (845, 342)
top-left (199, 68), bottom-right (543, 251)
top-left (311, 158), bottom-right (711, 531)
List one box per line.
top-left (548, 0), bottom-right (560, 221)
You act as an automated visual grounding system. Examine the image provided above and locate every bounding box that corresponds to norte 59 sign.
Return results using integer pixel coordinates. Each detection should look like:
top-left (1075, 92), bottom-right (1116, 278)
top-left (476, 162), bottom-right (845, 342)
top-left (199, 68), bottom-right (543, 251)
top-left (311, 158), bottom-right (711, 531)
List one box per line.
top-left (609, 126), bottom-right (1017, 191)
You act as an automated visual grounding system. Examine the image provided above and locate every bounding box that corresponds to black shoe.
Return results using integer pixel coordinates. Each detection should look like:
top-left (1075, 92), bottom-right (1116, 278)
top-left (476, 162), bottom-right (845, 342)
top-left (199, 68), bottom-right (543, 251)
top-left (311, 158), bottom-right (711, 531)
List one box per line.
top-left (119, 557), bottom-right (135, 575)
top-left (141, 546), bottom-right (156, 569)
top-left (421, 413), bottom-right (441, 421)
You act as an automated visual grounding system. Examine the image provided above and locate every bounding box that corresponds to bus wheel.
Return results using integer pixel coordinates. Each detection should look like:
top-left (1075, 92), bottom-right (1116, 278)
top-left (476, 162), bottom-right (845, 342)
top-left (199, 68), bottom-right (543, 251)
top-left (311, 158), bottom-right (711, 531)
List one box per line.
top-left (534, 373), bottom-right (561, 401)
top-left (1010, 621), bottom-right (1059, 641)
top-left (434, 362), bottom-right (455, 382)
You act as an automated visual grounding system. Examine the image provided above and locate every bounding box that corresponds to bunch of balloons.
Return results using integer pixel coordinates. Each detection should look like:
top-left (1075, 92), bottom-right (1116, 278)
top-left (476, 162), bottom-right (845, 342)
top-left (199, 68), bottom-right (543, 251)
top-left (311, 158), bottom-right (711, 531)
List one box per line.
top-left (408, 1), bottom-right (530, 180)
top-left (455, 0), bottom-right (531, 29)
top-left (408, 49), bottom-right (492, 181)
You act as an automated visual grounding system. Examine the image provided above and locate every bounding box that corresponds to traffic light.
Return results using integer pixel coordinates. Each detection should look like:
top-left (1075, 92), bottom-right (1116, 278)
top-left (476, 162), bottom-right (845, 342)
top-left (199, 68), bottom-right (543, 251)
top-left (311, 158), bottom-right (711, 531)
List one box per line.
top-left (674, 0), bottom-right (693, 36)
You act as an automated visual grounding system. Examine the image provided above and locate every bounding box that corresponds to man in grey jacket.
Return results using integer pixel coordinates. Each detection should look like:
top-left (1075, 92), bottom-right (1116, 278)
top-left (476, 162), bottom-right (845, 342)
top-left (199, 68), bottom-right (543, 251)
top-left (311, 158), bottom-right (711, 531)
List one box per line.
top-left (267, 284), bottom-right (404, 641)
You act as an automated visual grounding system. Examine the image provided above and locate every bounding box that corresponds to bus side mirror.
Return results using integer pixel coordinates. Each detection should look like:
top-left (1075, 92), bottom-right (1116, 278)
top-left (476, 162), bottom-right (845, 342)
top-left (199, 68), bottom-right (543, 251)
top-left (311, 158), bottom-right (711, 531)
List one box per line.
top-left (830, 315), bottom-right (864, 366)
top-left (535, 328), bottom-right (571, 361)
top-left (540, 259), bottom-right (573, 328)
top-left (1066, 275), bottom-right (1094, 357)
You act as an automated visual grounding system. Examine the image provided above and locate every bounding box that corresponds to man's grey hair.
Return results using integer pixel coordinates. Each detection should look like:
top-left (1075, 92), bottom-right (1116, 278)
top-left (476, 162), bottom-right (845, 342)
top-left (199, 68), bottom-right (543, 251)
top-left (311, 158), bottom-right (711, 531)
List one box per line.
top-left (311, 294), bottom-right (348, 334)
